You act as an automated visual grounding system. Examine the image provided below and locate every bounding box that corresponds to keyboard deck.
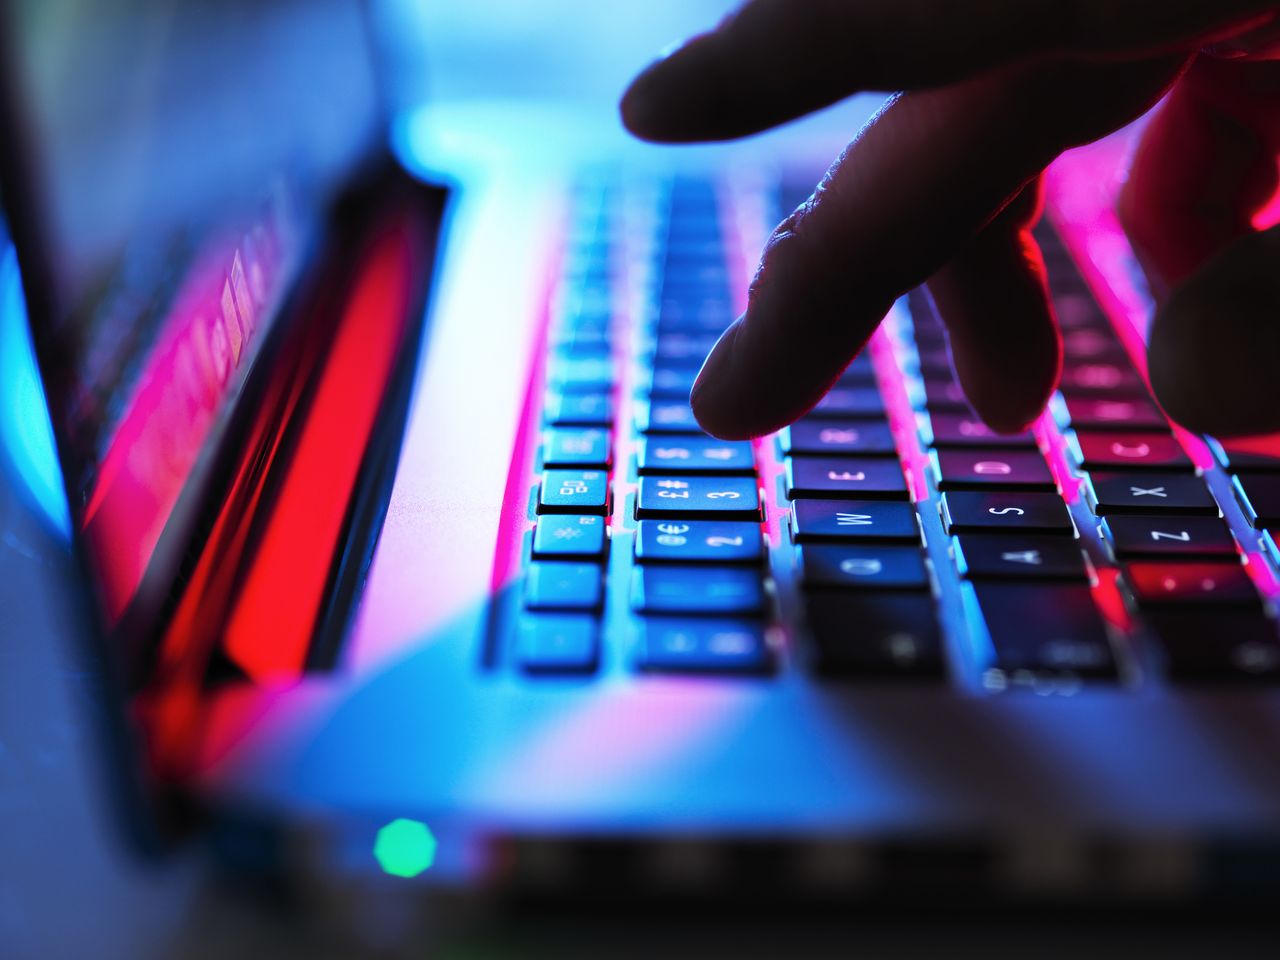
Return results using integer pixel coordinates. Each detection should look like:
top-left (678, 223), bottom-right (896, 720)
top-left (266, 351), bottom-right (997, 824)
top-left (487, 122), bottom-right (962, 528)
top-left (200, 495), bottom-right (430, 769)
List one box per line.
top-left (492, 174), bottom-right (1280, 691)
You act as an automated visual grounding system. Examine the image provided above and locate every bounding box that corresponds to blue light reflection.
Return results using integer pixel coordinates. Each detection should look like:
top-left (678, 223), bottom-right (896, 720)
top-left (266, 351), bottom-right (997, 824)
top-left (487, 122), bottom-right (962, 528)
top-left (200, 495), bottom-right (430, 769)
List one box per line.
top-left (0, 242), bottom-right (71, 537)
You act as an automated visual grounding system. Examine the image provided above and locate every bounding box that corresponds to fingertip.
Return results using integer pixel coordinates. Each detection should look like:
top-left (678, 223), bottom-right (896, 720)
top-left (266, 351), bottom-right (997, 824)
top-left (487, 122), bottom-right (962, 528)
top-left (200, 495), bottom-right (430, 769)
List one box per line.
top-left (689, 321), bottom-right (770, 440)
top-left (619, 35), bottom-right (723, 143)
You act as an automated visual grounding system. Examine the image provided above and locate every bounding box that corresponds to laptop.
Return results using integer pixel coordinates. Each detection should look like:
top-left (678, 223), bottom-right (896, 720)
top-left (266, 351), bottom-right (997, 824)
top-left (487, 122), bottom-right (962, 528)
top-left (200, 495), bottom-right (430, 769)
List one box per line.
top-left (4, 0), bottom-right (1280, 939)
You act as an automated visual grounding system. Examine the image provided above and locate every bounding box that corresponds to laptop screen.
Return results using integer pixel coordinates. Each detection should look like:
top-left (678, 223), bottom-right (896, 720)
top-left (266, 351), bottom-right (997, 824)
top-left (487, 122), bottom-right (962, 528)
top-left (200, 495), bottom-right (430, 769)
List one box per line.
top-left (0, 1), bottom-right (382, 633)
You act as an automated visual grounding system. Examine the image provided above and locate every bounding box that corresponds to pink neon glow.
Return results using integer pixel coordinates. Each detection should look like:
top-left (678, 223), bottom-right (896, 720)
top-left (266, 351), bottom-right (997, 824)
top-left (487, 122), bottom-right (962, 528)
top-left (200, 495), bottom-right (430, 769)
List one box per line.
top-left (82, 212), bottom-right (288, 622)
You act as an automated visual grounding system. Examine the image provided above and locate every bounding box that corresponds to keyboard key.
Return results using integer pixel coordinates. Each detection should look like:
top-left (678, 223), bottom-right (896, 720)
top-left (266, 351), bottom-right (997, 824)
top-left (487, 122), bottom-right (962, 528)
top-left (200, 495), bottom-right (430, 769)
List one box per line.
top-left (656, 296), bottom-right (735, 333)
top-left (953, 534), bottom-right (1089, 581)
top-left (940, 490), bottom-right (1074, 534)
top-left (635, 520), bottom-right (763, 564)
top-left (780, 418), bottom-right (896, 456)
top-left (808, 386), bottom-right (885, 418)
top-left (791, 499), bottom-right (920, 542)
top-left (637, 619), bottom-right (772, 674)
top-left (1059, 362), bottom-right (1146, 396)
top-left (524, 561), bottom-right (604, 611)
top-left (638, 437), bottom-right (754, 474)
top-left (645, 363), bottom-right (699, 397)
top-left (1145, 610), bottom-right (1280, 682)
top-left (785, 457), bottom-right (908, 500)
top-left (1123, 561), bottom-right (1260, 607)
top-left (921, 377), bottom-right (972, 412)
top-left (1073, 431), bottom-right (1191, 471)
top-left (517, 615), bottom-right (599, 674)
top-left (1101, 515), bottom-right (1237, 559)
top-left (933, 449), bottom-right (1056, 491)
top-left (532, 514), bottom-right (607, 559)
top-left (806, 593), bottom-right (945, 679)
top-left (798, 544), bottom-right (929, 590)
top-left (1052, 291), bottom-right (1109, 330)
top-left (636, 399), bottom-right (704, 434)
top-left (538, 469), bottom-right (609, 515)
top-left (1057, 394), bottom-right (1166, 430)
top-left (923, 413), bottom-right (1036, 449)
top-left (974, 583), bottom-right (1118, 682)
top-left (636, 475), bottom-right (761, 520)
top-left (1233, 472), bottom-right (1280, 528)
top-left (653, 332), bottom-right (718, 365)
top-left (632, 566), bottom-right (766, 616)
top-left (544, 392), bottom-right (613, 427)
top-left (1084, 472), bottom-right (1218, 516)
top-left (546, 356), bottom-right (615, 392)
top-left (1061, 327), bottom-right (1130, 363)
top-left (548, 326), bottom-right (611, 354)
top-left (542, 428), bottom-right (611, 468)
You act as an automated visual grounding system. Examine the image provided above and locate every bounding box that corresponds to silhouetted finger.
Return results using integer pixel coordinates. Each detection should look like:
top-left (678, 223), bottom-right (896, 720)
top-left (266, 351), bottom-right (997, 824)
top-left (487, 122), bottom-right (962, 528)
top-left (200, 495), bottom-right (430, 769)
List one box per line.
top-left (1119, 57), bottom-right (1280, 298)
top-left (688, 56), bottom-right (1182, 440)
top-left (621, 0), bottom-right (1271, 142)
top-left (926, 181), bottom-right (1060, 434)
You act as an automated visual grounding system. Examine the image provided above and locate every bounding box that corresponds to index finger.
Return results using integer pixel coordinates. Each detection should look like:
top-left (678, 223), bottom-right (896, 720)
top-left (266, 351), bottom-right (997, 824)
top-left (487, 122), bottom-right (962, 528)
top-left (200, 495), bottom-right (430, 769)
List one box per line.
top-left (688, 56), bottom-right (1182, 439)
top-left (622, 0), bottom-right (1273, 142)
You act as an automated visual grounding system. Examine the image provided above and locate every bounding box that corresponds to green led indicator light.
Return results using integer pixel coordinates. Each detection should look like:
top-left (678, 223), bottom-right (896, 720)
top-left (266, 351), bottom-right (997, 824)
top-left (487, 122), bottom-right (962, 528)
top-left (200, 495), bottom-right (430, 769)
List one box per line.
top-left (374, 818), bottom-right (438, 878)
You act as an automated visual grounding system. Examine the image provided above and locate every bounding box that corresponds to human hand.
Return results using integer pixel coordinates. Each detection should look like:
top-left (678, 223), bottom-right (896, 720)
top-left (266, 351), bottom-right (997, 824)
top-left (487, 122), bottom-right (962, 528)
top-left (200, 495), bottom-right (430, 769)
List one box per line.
top-left (620, 1), bottom-right (1280, 439)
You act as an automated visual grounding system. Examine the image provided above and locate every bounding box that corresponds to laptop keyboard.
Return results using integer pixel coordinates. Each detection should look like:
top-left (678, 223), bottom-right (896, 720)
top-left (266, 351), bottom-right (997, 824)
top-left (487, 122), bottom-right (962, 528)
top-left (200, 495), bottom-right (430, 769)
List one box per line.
top-left (503, 174), bottom-right (1280, 690)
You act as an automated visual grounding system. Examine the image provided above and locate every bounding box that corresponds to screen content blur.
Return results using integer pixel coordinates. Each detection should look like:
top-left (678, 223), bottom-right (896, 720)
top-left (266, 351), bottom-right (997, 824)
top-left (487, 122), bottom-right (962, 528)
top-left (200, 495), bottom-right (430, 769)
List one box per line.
top-left (1, 0), bottom-right (382, 629)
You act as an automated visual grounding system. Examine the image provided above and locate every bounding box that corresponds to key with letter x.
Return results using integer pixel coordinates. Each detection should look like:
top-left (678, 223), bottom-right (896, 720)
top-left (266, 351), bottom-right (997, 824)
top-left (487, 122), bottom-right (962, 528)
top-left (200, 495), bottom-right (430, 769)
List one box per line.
top-left (1084, 472), bottom-right (1218, 516)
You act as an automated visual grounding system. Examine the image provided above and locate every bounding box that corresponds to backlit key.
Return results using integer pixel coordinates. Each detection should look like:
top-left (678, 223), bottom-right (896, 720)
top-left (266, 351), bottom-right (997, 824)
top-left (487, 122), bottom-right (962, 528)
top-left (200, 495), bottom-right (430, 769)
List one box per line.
top-left (632, 566), bottom-right (766, 616)
top-left (1084, 472), bottom-right (1218, 516)
top-left (1059, 362), bottom-right (1145, 396)
top-left (1073, 431), bottom-right (1191, 471)
top-left (544, 392), bottom-right (613, 427)
top-left (974, 583), bottom-right (1118, 683)
top-left (542, 428), bottom-right (611, 468)
top-left (924, 413), bottom-right (1036, 449)
top-left (636, 475), bottom-right (761, 520)
top-left (524, 561), bottom-right (604, 611)
top-left (806, 592), bottom-right (945, 679)
top-left (953, 534), bottom-right (1089, 581)
top-left (933, 449), bottom-right (1056, 491)
top-left (1058, 394), bottom-right (1166, 430)
top-left (791, 499), bottom-right (920, 542)
top-left (532, 514), bottom-right (607, 559)
top-left (940, 490), bottom-right (1074, 534)
top-left (809, 386), bottom-right (885, 418)
top-left (638, 619), bottom-right (772, 674)
top-left (798, 544), bottom-right (929, 590)
top-left (517, 615), bottom-right (599, 674)
top-left (781, 418), bottom-right (896, 456)
top-left (638, 437), bottom-right (754, 474)
top-left (538, 469), bottom-right (609, 515)
top-left (1101, 515), bottom-right (1237, 559)
top-left (1123, 561), bottom-right (1259, 607)
top-left (636, 399), bottom-right (704, 435)
top-left (645, 363), bottom-right (699, 397)
top-left (785, 457), bottom-right (908, 500)
top-left (635, 520), bottom-right (762, 564)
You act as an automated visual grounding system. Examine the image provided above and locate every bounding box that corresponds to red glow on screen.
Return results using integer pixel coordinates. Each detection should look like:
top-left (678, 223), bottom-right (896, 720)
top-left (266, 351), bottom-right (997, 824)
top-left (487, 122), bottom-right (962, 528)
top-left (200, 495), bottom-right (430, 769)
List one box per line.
top-left (221, 219), bottom-right (417, 681)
